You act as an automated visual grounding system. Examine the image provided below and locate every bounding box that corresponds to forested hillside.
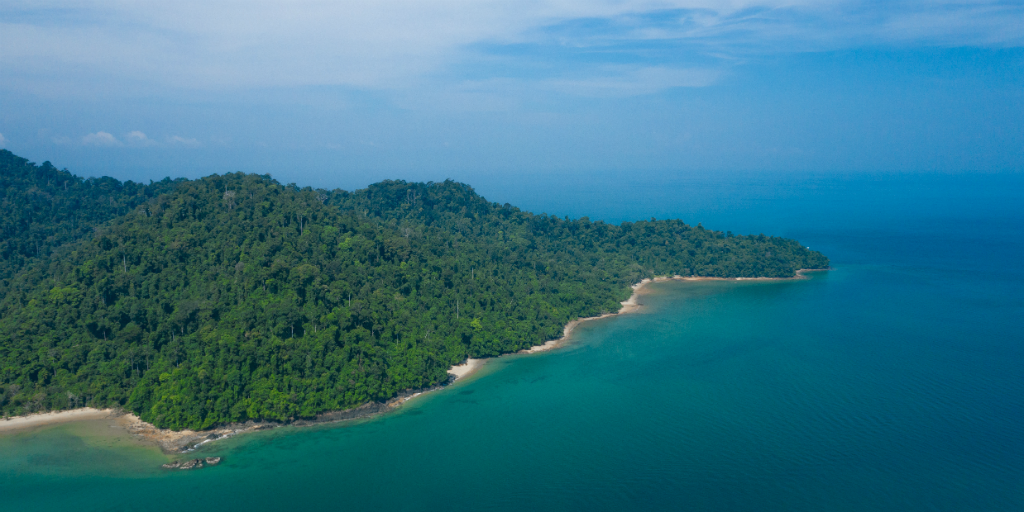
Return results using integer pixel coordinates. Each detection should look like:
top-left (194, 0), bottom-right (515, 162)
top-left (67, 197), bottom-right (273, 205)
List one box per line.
top-left (0, 150), bottom-right (180, 285)
top-left (0, 151), bottom-right (828, 429)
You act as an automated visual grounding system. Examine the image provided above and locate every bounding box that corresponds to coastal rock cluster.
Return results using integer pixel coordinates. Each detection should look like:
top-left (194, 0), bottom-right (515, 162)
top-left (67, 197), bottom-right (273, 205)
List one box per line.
top-left (162, 457), bottom-right (221, 470)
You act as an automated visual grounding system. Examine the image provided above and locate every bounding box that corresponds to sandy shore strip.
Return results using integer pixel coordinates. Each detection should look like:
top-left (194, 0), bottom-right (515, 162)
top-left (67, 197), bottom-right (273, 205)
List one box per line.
top-left (521, 277), bottom-right (651, 354)
top-left (432, 277), bottom-right (659, 384)
top-left (680, 268), bottom-right (825, 282)
top-left (0, 407), bottom-right (118, 433)
top-left (447, 358), bottom-right (485, 381)
top-left (0, 406), bottom-right (271, 452)
top-left (0, 269), bottom-right (826, 453)
top-left (519, 268), bottom-right (827, 354)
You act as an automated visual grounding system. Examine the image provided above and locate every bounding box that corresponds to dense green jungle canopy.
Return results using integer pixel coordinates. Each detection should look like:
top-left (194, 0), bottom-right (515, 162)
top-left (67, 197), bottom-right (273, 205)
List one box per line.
top-left (0, 151), bottom-right (180, 285)
top-left (0, 150), bottom-right (829, 429)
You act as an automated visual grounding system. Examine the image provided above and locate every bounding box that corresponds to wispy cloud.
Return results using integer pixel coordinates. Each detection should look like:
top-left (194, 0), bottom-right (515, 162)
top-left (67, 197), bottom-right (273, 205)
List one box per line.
top-left (167, 135), bottom-right (202, 147)
top-left (44, 130), bottom-right (200, 149)
top-left (81, 131), bottom-right (121, 146)
top-left (1, 1), bottom-right (1020, 96)
top-left (125, 130), bottom-right (157, 146)
top-left (546, 66), bottom-right (721, 96)
top-left (0, 133), bottom-right (6, 148)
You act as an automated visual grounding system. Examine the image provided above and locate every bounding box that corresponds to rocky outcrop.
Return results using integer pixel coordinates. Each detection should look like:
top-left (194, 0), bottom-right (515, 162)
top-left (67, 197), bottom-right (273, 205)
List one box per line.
top-left (162, 457), bottom-right (222, 470)
top-left (119, 414), bottom-right (282, 454)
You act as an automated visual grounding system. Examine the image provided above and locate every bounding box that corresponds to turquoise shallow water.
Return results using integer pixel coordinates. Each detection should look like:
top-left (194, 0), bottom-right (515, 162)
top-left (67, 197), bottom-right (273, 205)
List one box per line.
top-left (2, 172), bottom-right (1022, 511)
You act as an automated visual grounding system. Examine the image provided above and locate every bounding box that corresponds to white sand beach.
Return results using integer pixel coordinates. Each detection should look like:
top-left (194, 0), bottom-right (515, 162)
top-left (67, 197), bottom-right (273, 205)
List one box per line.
top-left (448, 358), bottom-right (485, 380)
top-left (0, 407), bottom-right (117, 433)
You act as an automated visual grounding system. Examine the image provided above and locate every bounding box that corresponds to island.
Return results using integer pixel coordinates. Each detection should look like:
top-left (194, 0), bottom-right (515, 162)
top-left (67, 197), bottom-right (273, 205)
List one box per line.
top-left (0, 149), bottom-right (829, 438)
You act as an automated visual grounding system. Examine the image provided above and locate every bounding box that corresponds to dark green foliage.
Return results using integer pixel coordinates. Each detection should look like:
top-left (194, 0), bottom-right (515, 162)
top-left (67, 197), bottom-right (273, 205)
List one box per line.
top-left (0, 152), bottom-right (828, 429)
top-left (0, 149), bottom-right (181, 286)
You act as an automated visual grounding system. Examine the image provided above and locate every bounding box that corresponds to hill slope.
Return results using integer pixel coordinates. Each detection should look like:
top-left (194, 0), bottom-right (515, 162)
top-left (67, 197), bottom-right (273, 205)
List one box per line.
top-left (0, 150), bottom-right (180, 285)
top-left (0, 153), bottom-right (828, 429)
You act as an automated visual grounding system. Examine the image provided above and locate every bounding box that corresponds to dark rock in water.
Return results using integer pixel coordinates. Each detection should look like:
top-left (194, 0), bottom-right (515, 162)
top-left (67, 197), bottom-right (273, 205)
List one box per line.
top-left (162, 457), bottom-right (221, 470)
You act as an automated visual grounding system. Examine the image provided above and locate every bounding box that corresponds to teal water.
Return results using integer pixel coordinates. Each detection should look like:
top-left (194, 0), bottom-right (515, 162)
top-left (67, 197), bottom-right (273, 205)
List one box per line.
top-left (2, 172), bottom-right (1022, 511)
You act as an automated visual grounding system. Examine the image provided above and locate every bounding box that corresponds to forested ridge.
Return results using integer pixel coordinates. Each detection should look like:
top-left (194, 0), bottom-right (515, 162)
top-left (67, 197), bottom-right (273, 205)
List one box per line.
top-left (0, 151), bottom-right (181, 287)
top-left (0, 150), bottom-right (828, 429)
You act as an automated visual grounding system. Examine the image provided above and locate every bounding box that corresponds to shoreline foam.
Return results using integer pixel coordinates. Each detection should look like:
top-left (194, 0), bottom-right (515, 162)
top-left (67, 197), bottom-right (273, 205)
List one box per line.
top-left (0, 269), bottom-right (826, 453)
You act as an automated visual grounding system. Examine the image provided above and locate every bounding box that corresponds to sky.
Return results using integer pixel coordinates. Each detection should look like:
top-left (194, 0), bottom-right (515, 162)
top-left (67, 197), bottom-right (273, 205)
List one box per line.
top-left (0, 1), bottom-right (1022, 190)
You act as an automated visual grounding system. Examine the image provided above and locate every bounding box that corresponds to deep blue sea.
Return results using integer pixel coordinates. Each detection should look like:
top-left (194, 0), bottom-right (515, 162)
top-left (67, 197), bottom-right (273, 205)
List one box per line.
top-left (2, 171), bottom-right (1022, 511)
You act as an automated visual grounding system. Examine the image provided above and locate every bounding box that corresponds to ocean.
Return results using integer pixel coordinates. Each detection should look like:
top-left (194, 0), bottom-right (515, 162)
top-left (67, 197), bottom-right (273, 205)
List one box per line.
top-left (2, 170), bottom-right (1022, 511)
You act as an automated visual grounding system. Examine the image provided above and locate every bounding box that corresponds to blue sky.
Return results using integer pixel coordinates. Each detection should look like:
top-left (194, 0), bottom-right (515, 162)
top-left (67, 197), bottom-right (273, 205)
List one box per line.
top-left (0, 1), bottom-right (1021, 188)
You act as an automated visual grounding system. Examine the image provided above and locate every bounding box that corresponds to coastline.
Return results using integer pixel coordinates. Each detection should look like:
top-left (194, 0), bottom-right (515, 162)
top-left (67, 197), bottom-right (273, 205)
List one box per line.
top-left (0, 280), bottom-right (651, 451)
top-left (680, 268), bottom-right (825, 282)
top-left (514, 267), bottom-right (824, 355)
top-left (0, 391), bottom-right (440, 454)
top-left (518, 277), bottom-right (649, 355)
top-left (448, 358), bottom-right (485, 380)
top-left (0, 268), bottom-right (824, 454)
top-left (0, 407), bottom-right (119, 433)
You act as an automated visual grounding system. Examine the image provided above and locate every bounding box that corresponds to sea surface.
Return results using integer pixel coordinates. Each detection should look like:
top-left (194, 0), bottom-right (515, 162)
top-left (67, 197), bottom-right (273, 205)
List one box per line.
top-left (2, 171), bottom-right (1022, 511)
